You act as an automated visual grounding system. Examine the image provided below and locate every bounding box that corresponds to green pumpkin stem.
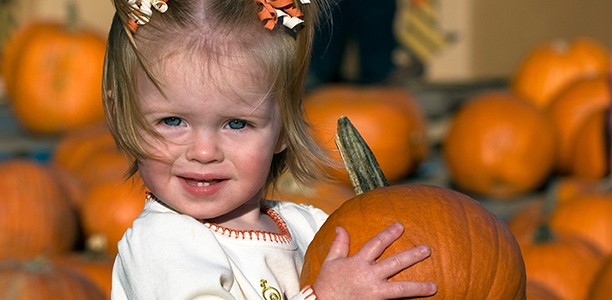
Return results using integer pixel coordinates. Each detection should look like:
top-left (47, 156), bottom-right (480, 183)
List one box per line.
top-left (335, 116), bottom-right (389, 195)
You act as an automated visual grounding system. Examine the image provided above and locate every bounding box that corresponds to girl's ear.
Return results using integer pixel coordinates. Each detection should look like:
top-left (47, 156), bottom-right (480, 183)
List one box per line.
top-left (274, 135), bottom-right (288, 154)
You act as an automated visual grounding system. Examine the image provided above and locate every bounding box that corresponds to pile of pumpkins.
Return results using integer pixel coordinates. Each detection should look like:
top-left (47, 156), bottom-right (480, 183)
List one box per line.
top-left (1, 14), bottom-right (612, 299)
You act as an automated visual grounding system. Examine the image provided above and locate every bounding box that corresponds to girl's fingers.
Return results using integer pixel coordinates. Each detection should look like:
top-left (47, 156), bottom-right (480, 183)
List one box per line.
top-left (323, 226), bottom-right (351, 262)
top-left (355, 222), bottom-right (405, 262)
top-left (375, 245), bottom-right (432, 277)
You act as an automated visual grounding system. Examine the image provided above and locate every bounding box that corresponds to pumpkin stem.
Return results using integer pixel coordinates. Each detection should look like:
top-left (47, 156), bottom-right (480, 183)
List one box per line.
top-left (66, 0), bottom-right (79, 32)
top-left (335, 116), bottom-right (389, 195)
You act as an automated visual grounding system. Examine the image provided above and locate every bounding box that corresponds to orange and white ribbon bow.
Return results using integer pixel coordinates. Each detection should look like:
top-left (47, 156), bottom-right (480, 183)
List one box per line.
top-left (256, 0), bottom-right (310, 31)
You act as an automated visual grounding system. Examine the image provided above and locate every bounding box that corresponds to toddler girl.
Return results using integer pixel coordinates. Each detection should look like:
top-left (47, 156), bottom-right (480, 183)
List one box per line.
top-left (103, 0), bottom-right (436, 299)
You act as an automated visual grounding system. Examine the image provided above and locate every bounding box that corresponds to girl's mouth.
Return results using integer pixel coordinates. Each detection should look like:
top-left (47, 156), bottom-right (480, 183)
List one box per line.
top-left (185, 178), bottom-right (221, 187)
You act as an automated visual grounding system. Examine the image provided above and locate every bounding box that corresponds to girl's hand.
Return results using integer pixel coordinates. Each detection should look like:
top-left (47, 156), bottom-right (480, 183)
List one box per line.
top-left (311, 222), bottom-right (437, 299)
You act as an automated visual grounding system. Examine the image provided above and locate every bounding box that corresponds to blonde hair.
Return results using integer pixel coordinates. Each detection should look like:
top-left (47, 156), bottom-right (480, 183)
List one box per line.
top-left (103, 0), bottom-right (332, 186)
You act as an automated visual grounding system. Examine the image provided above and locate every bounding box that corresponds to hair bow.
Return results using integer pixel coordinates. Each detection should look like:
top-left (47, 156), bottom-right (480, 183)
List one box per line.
top-left (126, 0), bottom-right (169, 32)
top-left (256, 0), bottom-right (310, 31)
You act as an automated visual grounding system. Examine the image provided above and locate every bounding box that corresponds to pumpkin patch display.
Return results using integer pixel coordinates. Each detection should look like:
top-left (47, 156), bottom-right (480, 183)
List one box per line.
top-left (0, 259), bottom-right (106, 300)
top-left (0, 159), bottom-right (79, 260)
top-left (442, 91), bottom-right (556, 199)
top-left (1, 20), bottom-right (107, 134)
top-left (304, 85), bottom-right (428, 184)
top-left (511, 37), bottom-right (608, 109)
top-left (300, 117), bottom-right (526, 299)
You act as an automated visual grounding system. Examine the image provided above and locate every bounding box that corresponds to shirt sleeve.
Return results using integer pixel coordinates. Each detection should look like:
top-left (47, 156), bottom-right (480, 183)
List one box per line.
top-left (111, 203), bottom-right (238, 300)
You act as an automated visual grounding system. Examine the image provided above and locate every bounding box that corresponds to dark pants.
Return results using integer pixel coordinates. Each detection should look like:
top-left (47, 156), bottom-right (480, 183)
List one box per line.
top-left (308, 0), bottom-right (398, 88)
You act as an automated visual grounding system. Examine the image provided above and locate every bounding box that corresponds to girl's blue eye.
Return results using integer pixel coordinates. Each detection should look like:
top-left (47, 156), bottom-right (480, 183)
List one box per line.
top-left (162, 117), bottom-right (182, 126)
top-left (228, 119), bottom-right (247, 130)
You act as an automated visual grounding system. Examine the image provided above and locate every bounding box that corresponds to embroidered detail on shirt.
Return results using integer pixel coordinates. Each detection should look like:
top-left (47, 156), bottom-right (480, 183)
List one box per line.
top-left (260, 279), bottom-right (282, 300)
top-left (203, 206), bottom-right (292, 243)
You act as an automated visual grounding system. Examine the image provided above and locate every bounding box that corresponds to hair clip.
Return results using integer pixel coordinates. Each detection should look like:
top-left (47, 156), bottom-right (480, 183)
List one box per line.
top-left (256, 0), bottom-right (310, 31)
top-left (126, 0), bottom-right (169, 33)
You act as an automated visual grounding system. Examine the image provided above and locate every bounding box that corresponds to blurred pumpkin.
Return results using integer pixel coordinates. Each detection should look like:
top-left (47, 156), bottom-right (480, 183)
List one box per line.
top-left (549, 189), bottom-right (612, 256)
top-left (2, 19), bottom-right (107, 134)
top-left (520, 226), bottom-right (604, 300)
top-left (266, 172), bottom-right (355, 214)
top-left (511, 37), bottom-right (608, 109)
top-left (79, 176), bottom-right (147, 257)
top-left (0, 159), bottom-right (78, 260)
top-left (304, 85), bottom-right (428, 184)
top-left (526, 280), bottom-right (561, 300)
top-left (53, 243), bottom-right (114, 300)
top-left (0, 259), bottom-right (106, 300)
top-left (442, 91), bottom-right (556, 199)
top-left (589, 256), bottom-right (612, 300)
top-left (569, 108), bottom-right (608, 179)
top-left (547, 76), bottom-right (610, 174)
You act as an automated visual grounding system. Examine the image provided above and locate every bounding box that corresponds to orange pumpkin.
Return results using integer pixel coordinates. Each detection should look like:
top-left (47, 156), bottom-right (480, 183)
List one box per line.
top-left (54, 249), bottom-right (114, 300)
top-left (0, 259), bottom-right (106, 300)
top-left (549, 191), bottom-right (612, 256)
top-left (589, 256), bottom-right (612, 300)
top-left (5, 21), bottom-right (107, 134)
top-left (302, 117), bottom-right (526, 298)
top-left (520, 228), bottom-right (604, 300)
top-left (526, 280), bottom-right (561, 300)
top-left (1, 22), bottom-right (63, 101)
top-left (300, 184), bottom-right (526, 299)
top-left (266, 173), bottom-right (355, 214)
top-left (569, 108), bottom-right (608, 179)
top-left (79, 176), bottom-right (147, 256)
top-left (305, 85), bottom-right (428, 184)
top-left (0, 159), bottom-right (78, 260)
top-left (511, 37), bottom-right (608, 109)
top-left (442, 91), bottom-right (556, 199)
top-left (547, 76), bottom-right (610, 174)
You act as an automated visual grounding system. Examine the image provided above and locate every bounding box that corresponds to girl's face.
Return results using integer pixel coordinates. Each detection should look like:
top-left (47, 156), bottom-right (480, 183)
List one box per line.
top-left (135, 53), bottom-right (286, 225)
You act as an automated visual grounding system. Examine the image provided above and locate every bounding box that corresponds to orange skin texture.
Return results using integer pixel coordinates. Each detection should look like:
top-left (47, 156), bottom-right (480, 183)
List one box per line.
top-left (443, 91), bottom-right (556, 199)
top-left (0, 260), bottom-right (106, 300)
top-left (521, 233), bottom-right (604, 300)
top-left (511, 37), bottom-right (609, 109)
top-left (589, 256), bottom-right (612, 300)
top-left (547, 76), bottom-right (610, 174)
top-left (0, 160), bottom-right (78, 260)
top-left (301, 184), bottom-right (526, 299)
top-left (8, 22), bottom-right (107, 134)
top-left (305, 85), bottom-right (428, 184)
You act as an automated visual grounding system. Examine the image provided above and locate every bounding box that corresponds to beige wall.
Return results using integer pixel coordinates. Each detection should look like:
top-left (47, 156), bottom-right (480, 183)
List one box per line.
top-left (426, 0), bottom-right (612, 83)
top-left (13, 0), bottom-right (115, 36)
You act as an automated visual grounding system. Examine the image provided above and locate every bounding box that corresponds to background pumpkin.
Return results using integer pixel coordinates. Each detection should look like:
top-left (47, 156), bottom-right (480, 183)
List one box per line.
top-left (546, 75), bottom-right (610, 174)
top-left (304, 85), bottom-right (428, 184)
top-left (442, 91), bottom-right (556, 199)
top-left (3, 19), bottom-right (107, 134)
top-left (568, 109), bottom-right (608, 179)
top-left (520, 229), bottom-right (604, 300)
top-left (0, 259), bottom-right (106, 300)
top-left (79, 176), bottom-right (147, 257)
top-left (589, 256), bottom-right (612, 300)
top-left (266, 172), bottom-right (355, 214)
top-left (511, 37), bottom-right (609, 109)
top-left (0, 159), bottom-right (78, 260)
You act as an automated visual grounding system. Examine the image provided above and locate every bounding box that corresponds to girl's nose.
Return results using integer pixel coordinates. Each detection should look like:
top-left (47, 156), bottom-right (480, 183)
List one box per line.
top-left (185, 132), bottom-right (223, 163)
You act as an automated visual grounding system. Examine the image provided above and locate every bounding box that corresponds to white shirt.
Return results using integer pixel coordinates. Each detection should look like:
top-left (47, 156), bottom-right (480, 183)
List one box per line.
top-left (111, 198), bottom-right (328, 300)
